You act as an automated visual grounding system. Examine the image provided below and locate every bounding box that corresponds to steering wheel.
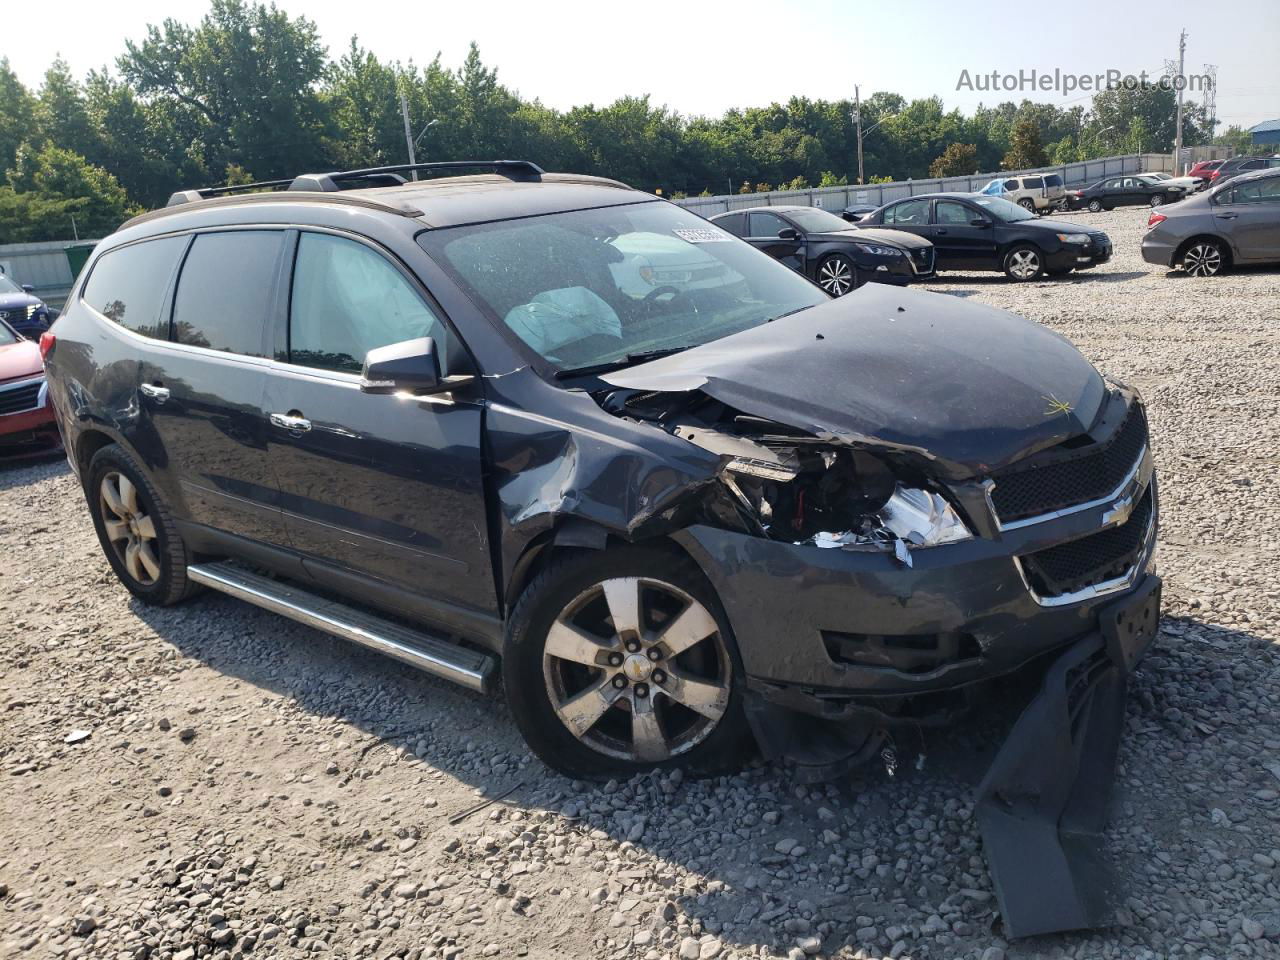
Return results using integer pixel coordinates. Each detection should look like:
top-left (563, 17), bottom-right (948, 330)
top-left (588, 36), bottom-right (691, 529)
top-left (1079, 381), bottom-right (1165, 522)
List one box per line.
top-left (642, 285), bottom-right (682, 305)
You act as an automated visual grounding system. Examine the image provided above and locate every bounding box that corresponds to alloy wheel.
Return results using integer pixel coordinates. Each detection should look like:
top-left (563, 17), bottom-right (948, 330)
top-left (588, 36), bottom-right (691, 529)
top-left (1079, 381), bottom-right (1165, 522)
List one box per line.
top-left (542, 577), bottom-right (731, 763)
top-left (1088, 200), bottom-right (1102, 213)
top-left (1183, 243), bottom-right (1222, 277)
top-left (1149, 194), bottom-right (1164, 207)
top-left (1007, 249), bottom-right (1041, 280)
top-left (99, 471), bottom-right (161, 585)
top-left (818, 257), bottom-right (854, 296)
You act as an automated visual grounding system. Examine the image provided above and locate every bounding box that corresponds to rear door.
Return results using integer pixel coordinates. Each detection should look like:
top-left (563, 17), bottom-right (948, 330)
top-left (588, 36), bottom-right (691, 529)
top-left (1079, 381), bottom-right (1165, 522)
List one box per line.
top-left (880, 198), bottom-right (933, 240)
top-left (139, 229), bottom-right (291, 548)
top-left (1217, 176), bottom-right (1280, 261)
top-left (932, 200), bottom-right (998, 269)
top-left (262, 228), bottom-right (497, 621)
top-left (744, 211), bottom-right (804, 272)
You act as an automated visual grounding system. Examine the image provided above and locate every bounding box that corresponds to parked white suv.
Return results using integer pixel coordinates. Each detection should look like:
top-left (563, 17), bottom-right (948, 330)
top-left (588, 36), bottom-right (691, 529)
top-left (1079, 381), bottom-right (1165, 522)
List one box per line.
top-left (978, 173), bottom-right (1066, 213)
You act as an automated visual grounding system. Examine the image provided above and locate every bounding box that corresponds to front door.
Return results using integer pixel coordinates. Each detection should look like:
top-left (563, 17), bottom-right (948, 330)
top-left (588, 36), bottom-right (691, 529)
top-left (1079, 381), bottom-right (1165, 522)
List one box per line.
top-left (932, 200), bottom-right (998, 269)
top-left (744, 211), bottom-right (805, 273)
top-left (139, 229), bottom-right (291, 548)
top-left (263, 229), bottom-right (497, 620)
top-left (1217, 177), bottom-right (1280, 262)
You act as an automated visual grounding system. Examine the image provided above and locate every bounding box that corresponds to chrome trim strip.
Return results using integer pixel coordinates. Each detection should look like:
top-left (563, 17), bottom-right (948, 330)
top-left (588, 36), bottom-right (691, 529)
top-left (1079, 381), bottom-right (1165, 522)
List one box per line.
top-left (1013, 498), bottom-right (1157, 607)
top-left (187, 563), bottom-right (495, 694)
top-left (988, 444), bottom-right (1148, 531)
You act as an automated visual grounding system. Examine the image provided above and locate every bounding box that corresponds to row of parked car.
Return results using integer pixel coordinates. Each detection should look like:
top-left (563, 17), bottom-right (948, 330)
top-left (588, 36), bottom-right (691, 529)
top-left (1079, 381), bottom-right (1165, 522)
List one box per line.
top-left (708, 162), bottom-right (1280, 291)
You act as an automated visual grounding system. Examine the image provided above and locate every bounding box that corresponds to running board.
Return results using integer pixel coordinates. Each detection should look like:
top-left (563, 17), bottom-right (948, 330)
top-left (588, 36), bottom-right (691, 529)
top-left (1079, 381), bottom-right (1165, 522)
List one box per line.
top-left (187, 562), bottom-right (496, 694)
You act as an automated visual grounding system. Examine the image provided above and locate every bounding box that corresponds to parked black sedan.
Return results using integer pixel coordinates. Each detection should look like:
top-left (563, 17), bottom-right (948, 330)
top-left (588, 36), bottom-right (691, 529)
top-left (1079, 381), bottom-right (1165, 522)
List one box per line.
top-left (1066, 175), bottom-right (1188, 212)
top-left (858, 193), bottom-right (1111, 281)
top-left (0, 274), bottom-right (53, 340)
top-left (710, 205), bottom-right (935, 295)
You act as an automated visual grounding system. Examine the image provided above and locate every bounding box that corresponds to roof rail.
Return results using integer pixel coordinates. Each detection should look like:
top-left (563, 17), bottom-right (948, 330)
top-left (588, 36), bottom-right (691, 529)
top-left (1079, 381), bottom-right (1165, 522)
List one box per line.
top-left (289, 160), bottom-right (545, 192)
top-left (166, 178), bottom-right (293, 207)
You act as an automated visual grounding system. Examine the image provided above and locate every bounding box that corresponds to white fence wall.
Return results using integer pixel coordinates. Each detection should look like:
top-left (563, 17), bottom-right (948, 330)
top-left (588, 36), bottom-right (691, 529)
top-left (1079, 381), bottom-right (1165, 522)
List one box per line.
top-left (675, 153), bottom-right (1174, 218)
top-left (0, 240), bottom-right (99, 309)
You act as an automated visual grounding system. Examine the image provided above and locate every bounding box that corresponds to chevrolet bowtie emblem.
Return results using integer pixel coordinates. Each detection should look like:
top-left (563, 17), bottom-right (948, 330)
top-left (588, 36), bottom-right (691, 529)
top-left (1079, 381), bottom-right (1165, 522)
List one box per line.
top-left (1043, 394), bottom-right (1074, 416)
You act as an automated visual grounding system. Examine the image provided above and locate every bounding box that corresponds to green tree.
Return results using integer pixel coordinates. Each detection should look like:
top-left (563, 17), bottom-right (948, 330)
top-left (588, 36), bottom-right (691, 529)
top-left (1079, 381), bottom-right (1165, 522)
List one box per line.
top-left (1214, 125), bottom-right (1252, 154)
top-left (1003, 117), bottom-right (1047, 170)
top-left (0, 59), bottom-right (36, 174)
top-left (35, 59), bottom-right (100, 161)
top-left (118, 0), bottom-right (331, 180)
top-left (7, 142), bottom-right (136, 239)
top-left (929, 142), bottom-right (978, 178)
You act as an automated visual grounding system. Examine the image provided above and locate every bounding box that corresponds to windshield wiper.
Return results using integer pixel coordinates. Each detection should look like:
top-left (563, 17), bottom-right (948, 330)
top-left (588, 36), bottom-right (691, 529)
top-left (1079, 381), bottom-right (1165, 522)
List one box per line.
top-left (555, 346), bottom-right (694, 379)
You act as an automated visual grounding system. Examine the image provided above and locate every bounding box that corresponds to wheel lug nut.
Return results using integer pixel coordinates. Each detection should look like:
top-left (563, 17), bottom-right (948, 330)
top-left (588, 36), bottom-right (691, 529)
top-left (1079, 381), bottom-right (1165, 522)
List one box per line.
top-left (635, 684), bottom-right (648, 698)
top-left (647, 648), bottom-right (661, 661)
top-left (625, 639), bottom-right (640, 653)
top-left (608, 652), bottom-right (623, 666)
top-left (652, 670), bottom-right (665, 684)
top-left (612, 675), bottom-right (627, 689)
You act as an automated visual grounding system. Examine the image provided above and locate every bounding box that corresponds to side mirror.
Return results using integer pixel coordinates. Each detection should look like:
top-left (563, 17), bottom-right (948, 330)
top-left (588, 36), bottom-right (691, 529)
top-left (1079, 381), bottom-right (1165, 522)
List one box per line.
top-left (360, 337), bottom-right (474, 396)
top-left (21, 284), bottom-right (34, 293)
top-left (970, 218), bottom-right (992, 228)
top-left (777, 227), bottom-right (800, 240)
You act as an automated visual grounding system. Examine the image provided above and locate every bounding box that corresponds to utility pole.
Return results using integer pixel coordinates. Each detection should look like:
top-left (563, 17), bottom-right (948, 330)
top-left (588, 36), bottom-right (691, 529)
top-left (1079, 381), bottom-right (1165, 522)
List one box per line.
top-left (1173, 29), bottom-right (1187, 175)
top-left (853, 85), bottom-right (865, 185)
top-left (399, 90), bottom-right (418, 179)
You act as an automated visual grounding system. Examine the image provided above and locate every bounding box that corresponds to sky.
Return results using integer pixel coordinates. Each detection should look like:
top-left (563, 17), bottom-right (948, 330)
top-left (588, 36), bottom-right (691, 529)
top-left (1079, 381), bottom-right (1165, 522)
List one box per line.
top-left (6, 0), bottom-right (1279, 130)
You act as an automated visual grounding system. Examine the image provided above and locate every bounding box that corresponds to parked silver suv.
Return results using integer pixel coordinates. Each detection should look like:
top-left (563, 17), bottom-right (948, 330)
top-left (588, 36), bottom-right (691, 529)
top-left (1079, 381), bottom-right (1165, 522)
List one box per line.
top-left (978, 173), bottom-right (1066, 212)
top-left (1141, 167), bottom-right (1280, 276)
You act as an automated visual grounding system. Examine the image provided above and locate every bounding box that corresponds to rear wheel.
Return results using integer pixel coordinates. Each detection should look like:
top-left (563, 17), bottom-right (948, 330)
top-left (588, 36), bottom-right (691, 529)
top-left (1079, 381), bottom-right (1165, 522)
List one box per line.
top-left (1002, 244), bottom-right (1045, 281)
top-left (1087, 199), bottom-right (1103, 213)
top-left (1181, 239), bottom-right (1227, 277)
top-left (504, 547), bottom-right (753, 780)
top-left (86, 445), bottom-right (196, 605)
top-left (816, 254), bottom-right (857, 296)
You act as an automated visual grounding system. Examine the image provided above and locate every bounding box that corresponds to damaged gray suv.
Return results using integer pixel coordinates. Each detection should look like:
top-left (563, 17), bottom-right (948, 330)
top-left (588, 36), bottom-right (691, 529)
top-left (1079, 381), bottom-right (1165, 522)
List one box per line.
top-left (45, 161), bottom-right (1160, 937)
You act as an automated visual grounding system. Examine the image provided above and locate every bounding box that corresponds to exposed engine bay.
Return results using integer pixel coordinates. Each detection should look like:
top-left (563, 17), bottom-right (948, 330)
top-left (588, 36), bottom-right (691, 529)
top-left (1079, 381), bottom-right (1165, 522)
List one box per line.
top-left (599, 387), bottom-right (972, 564)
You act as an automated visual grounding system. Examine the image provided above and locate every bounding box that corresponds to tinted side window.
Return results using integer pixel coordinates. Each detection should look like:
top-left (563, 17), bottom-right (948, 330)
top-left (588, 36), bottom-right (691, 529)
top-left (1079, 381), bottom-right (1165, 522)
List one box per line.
top-left (936, 201), bottom-right (973, 225)
top-left (716, 213), bottom-right (746, 236)
top-left (289, 232), bottom-right (454, 374)
top-left (1044, 174), bottom-right (1063, 187)
top-left (748, 212), bottom-right (789, 237)
top-left (81, 236), bottom-right (186, 339)
top-left (1003, 179), bottom-right (1019, 190)
top-left (1024, 176), bottom-right (1044, 188)
top-left (172, 231), bottom-right (282, 356)
top-left (884, 199), bottom-right (930, 225)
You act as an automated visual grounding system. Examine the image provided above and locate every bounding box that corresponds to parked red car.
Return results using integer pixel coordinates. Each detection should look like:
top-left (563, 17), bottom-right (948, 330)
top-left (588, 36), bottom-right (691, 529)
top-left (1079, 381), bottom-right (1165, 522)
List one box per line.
top-left (1186, 159), bottom-right (1224, 183)
top-left (0, 319), bottom-right (59, 456)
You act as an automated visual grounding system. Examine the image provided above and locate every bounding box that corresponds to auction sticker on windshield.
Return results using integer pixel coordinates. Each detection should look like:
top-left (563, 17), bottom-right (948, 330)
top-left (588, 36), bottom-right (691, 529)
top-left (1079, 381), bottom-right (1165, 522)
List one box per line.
top-left (672, 227), bottom-right (733, 243)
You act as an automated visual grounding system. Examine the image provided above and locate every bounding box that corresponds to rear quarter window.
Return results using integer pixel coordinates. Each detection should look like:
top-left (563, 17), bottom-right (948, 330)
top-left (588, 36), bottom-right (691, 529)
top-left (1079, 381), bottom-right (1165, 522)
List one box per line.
top-left (81, 236), bottom-right (187, 339)
top-left (1044, 175), bottom-right (1062, 187)
top-left (172, 231), bottom-right (283, 357)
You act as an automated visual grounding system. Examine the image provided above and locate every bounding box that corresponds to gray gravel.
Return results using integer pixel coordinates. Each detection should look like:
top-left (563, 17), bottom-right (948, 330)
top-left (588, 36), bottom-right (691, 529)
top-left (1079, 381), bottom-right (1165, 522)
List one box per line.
top-left (2, 205), bottom-right (1279, 959)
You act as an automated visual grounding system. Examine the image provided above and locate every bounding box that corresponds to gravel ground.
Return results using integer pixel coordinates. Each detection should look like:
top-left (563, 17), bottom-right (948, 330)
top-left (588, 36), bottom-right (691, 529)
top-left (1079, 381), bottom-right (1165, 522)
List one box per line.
top-left (2, 206), bottom-right (1279, 960)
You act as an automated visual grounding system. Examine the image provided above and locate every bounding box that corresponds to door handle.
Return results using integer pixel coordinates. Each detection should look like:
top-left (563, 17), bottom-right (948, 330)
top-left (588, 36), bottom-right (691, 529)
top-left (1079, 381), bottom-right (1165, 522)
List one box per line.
top-left (1216, 213), bottom-right (1237, 219)
top-left (269, 412), bottom-right (312, 433)
top-left (935, 228), bottom-right (949, 235)
top-left (140, 383), bottom-right (170, 404)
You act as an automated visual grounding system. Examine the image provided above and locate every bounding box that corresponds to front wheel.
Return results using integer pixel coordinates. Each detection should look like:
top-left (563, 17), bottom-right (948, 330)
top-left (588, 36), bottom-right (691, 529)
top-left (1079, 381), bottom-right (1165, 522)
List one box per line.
top-left (816, 254), bottom-right (857, 296)
top-left (1002, 244), bottom-right (1045, 281)
top-left (503, 547), bottom-right (753, 780)
top-left (86, 444), bottom-right (197, 605)
top-left (1087, 199), bottom-right (1103, 213)
top-left (1018, 198), bottom-right (1036, 211)
top-left (1149, 194), bottom-right (1165, 207)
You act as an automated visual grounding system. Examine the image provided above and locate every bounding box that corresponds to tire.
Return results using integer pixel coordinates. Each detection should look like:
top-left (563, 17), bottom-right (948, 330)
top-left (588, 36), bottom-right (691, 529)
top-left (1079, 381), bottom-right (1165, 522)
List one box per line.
top-left (1087, 199), bottom-right (1103, 213)
top-left (816, 253), bottom-right (857, 296)
top-left (503, 546), bottom-right (754, 780)
top-left (1002, 244), bottom-right (1045, 282)
top-left (1180, 238), bottom-right (1228, 277)
top-left (1149, 194), bottom-right (1165, 207)
top-left (1018, 198), bottom-right (1035, 211)
top-left (86, 444), bottom-right (197, 606)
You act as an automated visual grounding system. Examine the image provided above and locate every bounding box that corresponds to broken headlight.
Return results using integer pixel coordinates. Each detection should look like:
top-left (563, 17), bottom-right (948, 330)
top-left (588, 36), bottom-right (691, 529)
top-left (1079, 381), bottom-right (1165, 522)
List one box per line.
top-left (879, 485), bottom-right (973, 546)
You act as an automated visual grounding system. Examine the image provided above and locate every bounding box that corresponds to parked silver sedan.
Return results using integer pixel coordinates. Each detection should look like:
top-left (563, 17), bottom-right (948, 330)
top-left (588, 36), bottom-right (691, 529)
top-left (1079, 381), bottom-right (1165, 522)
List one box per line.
top-left (1141, 167), bottom-right (1280, 276)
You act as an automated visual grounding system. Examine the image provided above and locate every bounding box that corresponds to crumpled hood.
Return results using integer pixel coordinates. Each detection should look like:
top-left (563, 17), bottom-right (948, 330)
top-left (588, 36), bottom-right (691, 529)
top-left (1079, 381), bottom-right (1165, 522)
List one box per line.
top-left (602, 284), bottom-right (1107, 478)
top-left (834, 227), bottom-right (933, 250)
